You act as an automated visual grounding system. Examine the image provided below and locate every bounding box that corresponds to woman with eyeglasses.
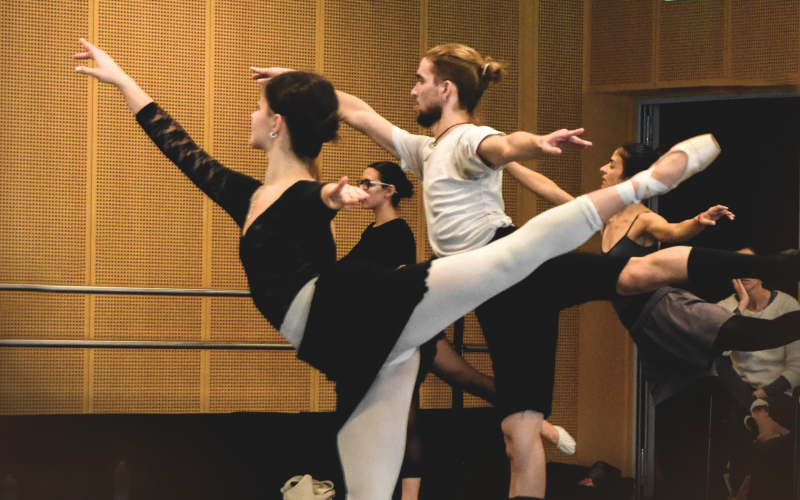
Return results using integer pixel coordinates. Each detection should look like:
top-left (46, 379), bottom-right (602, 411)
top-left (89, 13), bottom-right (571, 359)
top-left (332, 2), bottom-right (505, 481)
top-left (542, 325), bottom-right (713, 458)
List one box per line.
top-left (341, 161), bottom-right (417, 271)
top-left (76, 38), bottom-right (718, 500)
top-left (342, 161), bottom-right (576, 500)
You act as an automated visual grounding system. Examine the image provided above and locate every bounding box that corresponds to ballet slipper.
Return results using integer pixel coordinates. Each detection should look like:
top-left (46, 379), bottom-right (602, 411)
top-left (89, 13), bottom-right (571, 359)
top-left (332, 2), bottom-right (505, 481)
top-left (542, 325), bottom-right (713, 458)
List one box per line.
top-left (630, 134), bottom-right (720, 200)
top-left (554, 425), bottom-right (576, 455)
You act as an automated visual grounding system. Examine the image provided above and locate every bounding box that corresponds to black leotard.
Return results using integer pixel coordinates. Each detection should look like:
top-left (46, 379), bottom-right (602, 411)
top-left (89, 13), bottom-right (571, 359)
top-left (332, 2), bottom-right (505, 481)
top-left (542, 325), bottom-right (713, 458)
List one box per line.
top-left (136, 102), bottom-right (431, 422)
top-left (601, 214), bottom-right (658, 329)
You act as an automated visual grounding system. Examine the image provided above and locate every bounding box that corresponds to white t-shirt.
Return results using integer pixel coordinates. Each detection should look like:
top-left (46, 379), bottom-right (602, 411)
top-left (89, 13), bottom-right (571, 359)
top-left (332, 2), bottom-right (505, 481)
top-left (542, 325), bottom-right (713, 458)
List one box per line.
top-left (718, 290), bottom-right (800, 395)
top-left (392, 124), bottom-right (512, 256)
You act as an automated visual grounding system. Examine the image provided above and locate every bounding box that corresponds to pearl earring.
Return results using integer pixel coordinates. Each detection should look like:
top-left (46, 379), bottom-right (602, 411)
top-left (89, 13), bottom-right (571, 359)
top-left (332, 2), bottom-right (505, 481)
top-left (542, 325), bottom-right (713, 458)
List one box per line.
top-left (270, 132), bottom-right (278, 138)
top-left (442, 98), bottom-right (447, 103)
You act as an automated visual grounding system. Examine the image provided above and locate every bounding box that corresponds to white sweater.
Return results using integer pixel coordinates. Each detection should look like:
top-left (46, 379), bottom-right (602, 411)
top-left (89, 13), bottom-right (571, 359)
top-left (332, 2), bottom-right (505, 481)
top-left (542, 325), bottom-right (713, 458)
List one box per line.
top-left (718, 290), bottom-right (800, 396)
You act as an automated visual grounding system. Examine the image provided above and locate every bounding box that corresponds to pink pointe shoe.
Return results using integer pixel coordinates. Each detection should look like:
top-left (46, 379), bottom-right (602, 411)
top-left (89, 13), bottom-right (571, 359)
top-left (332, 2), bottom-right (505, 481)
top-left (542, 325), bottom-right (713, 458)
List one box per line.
top-left (630, 134), bottom-right (721, 200)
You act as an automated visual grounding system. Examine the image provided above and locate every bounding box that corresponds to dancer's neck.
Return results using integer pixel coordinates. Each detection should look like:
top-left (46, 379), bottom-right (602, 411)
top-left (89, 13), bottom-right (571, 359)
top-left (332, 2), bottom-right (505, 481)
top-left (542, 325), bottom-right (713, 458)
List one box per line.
top-left (263, 148), bottom-right (314, 185)
top-left (430, 108), bottom-right (472, 139)
top-left (373, 203), bottom-right (398, 227)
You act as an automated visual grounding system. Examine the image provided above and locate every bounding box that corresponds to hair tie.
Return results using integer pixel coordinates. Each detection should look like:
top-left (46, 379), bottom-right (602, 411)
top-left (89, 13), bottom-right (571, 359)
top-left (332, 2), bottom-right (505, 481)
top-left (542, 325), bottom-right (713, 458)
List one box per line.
top-left (481, 63), bottom-right (490, 76)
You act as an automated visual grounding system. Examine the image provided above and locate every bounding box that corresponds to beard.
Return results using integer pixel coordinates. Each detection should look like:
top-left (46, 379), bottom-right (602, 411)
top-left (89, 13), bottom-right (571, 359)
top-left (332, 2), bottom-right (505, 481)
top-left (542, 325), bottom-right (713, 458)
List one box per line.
top-left (416, 102), bottom-right (443, 128)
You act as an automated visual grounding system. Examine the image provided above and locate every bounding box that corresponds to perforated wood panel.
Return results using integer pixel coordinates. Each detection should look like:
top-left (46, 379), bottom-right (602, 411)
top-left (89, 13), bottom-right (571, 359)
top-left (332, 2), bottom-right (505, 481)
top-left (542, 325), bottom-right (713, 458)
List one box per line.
top-left (94, 0), bottom-right (206, 287)
top-left (462, 352), bottom-right (493, 408)
top-left (93, 350), bottom-right (201, 413)
top-left (209, 351), bottom-right (311, 412)
top-left (548, 307), bottom-right (579, 462)
top-left (589, 0), bottom-right (654, 87)
top-left (731, 0), bottom-right (800, 84)
top-left (211, 0), bottom-right (317, 290)
top-left (419, 325), bottom-right (455, 409)
top-left (324, 0), bottom-right (423, 260)
top-left (94, 296), bottom-right (202, 340)
top-left (537, 0), bottom-right (583, 464)
top-left (658, 0), bottom-right (725, 83)
top-left (537, 0), bottom-right (584, 214)
top-left (0, 1), bottom-right (88, 286)
top-left (427, 0), bottom-right (519, 226)
top-left (318, 372), bottom-right (338, 412)
top-left (0, 348), bottom-right (84, 414)
top-left (0, 293), bottom-right (85, 339)
top-left (210, 297), bottom-right (283, 342)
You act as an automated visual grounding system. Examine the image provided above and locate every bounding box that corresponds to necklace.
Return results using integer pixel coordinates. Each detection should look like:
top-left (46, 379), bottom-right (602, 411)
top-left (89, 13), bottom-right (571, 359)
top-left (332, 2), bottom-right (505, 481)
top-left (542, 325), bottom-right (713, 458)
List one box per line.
top-left (430, 122), bottom-right (470, 149)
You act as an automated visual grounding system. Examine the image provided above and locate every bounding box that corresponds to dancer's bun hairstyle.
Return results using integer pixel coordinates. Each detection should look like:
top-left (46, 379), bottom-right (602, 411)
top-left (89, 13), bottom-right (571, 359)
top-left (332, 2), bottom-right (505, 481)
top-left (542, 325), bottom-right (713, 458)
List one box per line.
top-left (265, 71), bottom-right (339, 161)
top-left (424, 44), bottom-right (506, 114)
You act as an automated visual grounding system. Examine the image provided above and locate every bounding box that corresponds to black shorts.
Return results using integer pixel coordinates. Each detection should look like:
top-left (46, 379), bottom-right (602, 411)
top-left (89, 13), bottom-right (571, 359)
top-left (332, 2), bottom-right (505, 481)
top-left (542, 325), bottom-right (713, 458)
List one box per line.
top-left (475, 226), bottom-right (631, 419)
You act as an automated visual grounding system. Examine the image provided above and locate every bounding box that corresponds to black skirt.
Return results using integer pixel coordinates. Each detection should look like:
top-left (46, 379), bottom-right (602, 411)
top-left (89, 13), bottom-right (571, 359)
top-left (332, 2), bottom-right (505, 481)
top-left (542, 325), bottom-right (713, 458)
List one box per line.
top-left (297, 260), bottom-right (432, 425)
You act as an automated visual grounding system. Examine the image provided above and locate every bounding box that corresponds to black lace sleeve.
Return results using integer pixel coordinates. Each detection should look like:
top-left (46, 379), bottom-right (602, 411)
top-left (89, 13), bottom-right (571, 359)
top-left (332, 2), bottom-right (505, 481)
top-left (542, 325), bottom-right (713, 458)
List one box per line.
top-left (136, 102), bottom-right (262, 228)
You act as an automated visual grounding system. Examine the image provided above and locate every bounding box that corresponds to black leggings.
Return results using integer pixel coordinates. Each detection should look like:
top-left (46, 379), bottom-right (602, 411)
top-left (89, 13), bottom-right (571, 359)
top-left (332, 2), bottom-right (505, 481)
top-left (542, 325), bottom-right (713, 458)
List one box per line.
top-left (712, 311), bottom-right (800, 354)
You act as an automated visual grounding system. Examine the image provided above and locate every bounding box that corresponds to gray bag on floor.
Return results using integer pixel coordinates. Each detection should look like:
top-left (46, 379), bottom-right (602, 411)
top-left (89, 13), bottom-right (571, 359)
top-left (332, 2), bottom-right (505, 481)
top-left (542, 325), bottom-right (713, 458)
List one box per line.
top-left (280, 474), bottom-right (335, 500)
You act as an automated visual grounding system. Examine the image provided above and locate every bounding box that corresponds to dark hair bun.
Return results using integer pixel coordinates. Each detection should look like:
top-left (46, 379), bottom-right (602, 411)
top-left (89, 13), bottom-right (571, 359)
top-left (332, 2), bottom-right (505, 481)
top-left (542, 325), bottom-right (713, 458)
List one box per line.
top-left (266, 71), bottom-right (339, 160)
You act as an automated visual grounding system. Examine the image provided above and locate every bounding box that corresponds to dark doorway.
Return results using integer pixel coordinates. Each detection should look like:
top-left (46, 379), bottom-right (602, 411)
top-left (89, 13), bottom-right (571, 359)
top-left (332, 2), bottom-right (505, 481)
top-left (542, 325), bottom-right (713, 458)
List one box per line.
top-left (635, 94), bottom-right (800, 500)
top-left (658, 96), bottom-right (800, 302)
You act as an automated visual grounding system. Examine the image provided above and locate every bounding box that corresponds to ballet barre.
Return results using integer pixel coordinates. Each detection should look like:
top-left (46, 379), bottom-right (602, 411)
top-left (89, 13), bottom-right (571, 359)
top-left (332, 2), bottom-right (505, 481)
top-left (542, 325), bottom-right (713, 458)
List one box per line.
top-left (0, 283), bottom-right (489, 352)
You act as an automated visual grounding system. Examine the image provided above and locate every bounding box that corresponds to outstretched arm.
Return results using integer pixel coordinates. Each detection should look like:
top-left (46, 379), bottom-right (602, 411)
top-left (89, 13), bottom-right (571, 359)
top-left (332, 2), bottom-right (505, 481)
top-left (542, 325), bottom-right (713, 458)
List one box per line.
top-left (251, 67), bottom-right (399, 157)
top-left (76, 39), bottom-right (261, 227)
top-left (321, 177), bottom-right (369, 211)
top-left (639, 205), bottom-right (734, 244)
top-left (477, 128), bottom-right (592, 168)
top-left (505, 162), bottom-right (575, 206)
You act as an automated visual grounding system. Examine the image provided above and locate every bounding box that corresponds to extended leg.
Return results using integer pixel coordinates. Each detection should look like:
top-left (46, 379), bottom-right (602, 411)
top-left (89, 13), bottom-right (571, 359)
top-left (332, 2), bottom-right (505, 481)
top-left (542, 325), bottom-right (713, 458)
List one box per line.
top-left (616, 246), bottom-right (800, 295)
top-left (713, 312), bottom-right (800, 354)
top-left (337, 351), bottom-right (420, 500)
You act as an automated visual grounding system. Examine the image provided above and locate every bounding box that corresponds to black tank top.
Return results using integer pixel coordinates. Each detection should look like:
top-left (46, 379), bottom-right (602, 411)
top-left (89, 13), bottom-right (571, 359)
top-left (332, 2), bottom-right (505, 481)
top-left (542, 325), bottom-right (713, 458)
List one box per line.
top-left (601, 213), bottom-right (658, 327)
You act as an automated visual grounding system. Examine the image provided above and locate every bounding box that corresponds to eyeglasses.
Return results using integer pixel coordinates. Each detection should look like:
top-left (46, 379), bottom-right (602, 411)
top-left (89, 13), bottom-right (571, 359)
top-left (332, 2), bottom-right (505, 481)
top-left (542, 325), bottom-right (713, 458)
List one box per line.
top-left (359, 179), bottom-right (392, 190)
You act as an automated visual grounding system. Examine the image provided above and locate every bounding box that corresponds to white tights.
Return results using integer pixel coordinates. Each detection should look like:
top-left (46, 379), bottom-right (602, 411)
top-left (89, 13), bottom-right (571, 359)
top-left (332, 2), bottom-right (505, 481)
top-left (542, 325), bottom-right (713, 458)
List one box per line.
top-left (337, 194), bottom-right (603, 499)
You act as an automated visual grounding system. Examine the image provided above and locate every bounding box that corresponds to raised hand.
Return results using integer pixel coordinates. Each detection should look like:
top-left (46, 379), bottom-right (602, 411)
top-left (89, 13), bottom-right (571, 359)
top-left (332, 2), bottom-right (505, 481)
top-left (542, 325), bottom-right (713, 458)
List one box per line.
top-left (73, 38), bottom-right (152, 114)
top-left (250, 66), bottom-right (295, 85)
top-left (322, 177), bottom-right (368, 210)
top-left (697, 205), bottom-right (734, 226)
top-left (73, 38), bottom-right (130, 85)
top-left (732, 279), bottom-right (750, 312)
top-left (538, 128), bottom-right (592, 156)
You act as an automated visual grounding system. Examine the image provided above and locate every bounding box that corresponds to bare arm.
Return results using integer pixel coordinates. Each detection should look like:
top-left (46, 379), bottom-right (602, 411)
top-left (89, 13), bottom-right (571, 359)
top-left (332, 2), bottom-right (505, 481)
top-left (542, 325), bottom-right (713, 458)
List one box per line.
top-left (476, 128), bottom-right (592, 168)
top-left (250, 67), bottom-right (398, 157)
top-left (639, 205), bottom-right (734, 244)
top-left (74, 38), bottom-right (152, 114)
top-left (505, 162), bottom-right (574, 206)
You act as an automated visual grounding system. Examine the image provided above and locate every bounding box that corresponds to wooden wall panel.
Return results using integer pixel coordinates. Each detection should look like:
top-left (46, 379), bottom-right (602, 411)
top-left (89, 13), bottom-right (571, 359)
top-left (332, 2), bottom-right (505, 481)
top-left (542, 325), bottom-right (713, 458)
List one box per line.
top-left (536, 0), bottom-right (584, 464)
top-left (210, 297), bottom-right (282, 343)
top-left (731, 0), bottom-right (800, 84)
top-left (209, 351), bottom-right (311, 412)
top-left (93, 350), bottom-right (201, 413)
top-left (94, 0), bottom-right (206, 288)
top-left (94, 296), bottom-right (202, 341)
top-left (0, 348), bottom-right (84, 414)
top-left (0, 292), bottom-right (85, 339)
top-left (589, 0), bottom-right (654, 87)
top-left (0, 0), bottom-right (88, 286)
top-left (658, 0), bottom-right (725, 83)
